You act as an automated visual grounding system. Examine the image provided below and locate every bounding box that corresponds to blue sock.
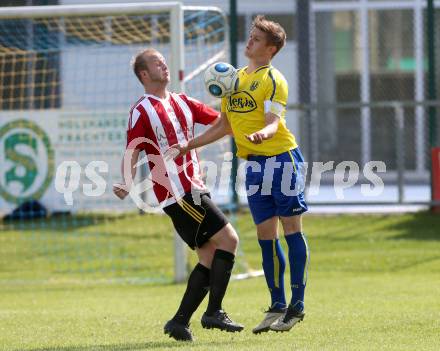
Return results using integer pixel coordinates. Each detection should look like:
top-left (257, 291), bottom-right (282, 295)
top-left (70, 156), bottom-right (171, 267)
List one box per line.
top-left (258, 239), bottom-right (286, 309)
top-left (285, 232), bottom-right (310, 312)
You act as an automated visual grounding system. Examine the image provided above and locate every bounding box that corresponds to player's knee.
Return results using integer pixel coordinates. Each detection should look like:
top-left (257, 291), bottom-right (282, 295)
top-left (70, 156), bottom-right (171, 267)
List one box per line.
top-left (211, 224), bottom-right (239, 253)
top-left (281, 215), bottom-right (302, 234)
top-left (285, 224), bottom-right (301, 234)
top-left (225, 224), bottom-right (239, 246)
top-left (223, 224), bottom-right (239, 251)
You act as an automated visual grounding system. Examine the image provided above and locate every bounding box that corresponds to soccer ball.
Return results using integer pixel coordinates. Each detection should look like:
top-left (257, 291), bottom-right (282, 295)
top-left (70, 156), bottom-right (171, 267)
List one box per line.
top-left (204, 62), bottom-right (239, 98)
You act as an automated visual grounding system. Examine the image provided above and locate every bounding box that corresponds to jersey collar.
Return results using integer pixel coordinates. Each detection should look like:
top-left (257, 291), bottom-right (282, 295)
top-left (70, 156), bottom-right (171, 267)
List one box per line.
top-left (144, 91), bottom-right (170, 101)
top-left (244, 64), bottom-right (271, 75)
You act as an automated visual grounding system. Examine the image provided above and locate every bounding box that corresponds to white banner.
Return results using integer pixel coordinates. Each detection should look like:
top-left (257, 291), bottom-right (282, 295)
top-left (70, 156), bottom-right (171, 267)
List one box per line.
top-left (0, 110), bottom-right (137, 214)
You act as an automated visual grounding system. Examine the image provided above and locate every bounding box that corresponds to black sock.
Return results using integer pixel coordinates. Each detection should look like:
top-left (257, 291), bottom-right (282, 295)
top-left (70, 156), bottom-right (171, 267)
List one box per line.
top-left (172, 263), bottom-right (210, 325)
top-left (206, 249), bottom-right (235, 316)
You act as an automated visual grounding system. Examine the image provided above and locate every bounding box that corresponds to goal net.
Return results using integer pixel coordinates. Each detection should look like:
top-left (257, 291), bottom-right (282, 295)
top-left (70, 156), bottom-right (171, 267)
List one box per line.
top-left (0, 3), bottom-right (251, 285)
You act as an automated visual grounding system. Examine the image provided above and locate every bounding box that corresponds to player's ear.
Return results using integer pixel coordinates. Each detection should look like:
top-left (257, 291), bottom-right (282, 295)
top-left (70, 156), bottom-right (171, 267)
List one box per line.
top-left (268, 45), bottom-right (277, 57)
top-left (140, 70), bottom-right (149, 81)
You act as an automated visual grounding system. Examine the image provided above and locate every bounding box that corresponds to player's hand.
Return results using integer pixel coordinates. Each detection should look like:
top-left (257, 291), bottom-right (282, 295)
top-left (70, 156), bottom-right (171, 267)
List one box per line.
top-left (113, 183), bottom-right (129, 200)
top-left (245, 132), bottom-right (266, 144)
top-left (164, 143), bottom-right (188, 161)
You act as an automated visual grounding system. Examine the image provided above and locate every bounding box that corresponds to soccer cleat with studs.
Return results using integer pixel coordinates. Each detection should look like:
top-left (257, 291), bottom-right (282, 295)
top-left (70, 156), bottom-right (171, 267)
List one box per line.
top-left (201, 310), bottom-right (244, 332)
top-left (164, 319), bottom-right (194, 341)
top-left (270, 303), bottom-right (305, 332)
top-left (252, 305), bottom-right (287, 334)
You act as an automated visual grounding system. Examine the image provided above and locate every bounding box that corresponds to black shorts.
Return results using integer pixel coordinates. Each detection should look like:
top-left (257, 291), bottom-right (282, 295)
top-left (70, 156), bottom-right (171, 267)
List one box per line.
top-left (163, 192), bottom-right (229, 250)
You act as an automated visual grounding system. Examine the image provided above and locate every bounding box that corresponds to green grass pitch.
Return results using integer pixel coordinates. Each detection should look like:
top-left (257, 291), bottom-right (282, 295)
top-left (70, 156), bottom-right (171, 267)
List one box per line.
top-left (1, 211), bottom-right (439, 350)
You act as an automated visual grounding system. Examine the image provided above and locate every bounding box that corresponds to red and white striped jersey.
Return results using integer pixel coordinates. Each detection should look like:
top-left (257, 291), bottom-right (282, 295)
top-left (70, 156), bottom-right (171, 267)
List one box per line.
top-left (126, 92), bottom-right (219, 206)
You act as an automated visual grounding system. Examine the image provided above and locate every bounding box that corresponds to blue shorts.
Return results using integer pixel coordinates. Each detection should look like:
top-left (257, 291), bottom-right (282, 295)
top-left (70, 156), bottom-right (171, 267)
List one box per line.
top-left (245, 148), bottom-right (308, 225)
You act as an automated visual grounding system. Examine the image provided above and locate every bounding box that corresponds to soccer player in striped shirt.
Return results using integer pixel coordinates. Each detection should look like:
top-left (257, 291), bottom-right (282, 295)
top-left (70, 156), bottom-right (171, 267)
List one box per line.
top-left (113, 48), bottom-right (243, 341)
top-left (168, 16), bottom-right (310, 333)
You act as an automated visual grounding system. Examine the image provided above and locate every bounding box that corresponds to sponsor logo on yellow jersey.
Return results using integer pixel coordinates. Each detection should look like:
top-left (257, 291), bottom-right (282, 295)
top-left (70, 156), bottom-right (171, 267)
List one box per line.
top-left (227, 92), bottom-right (257, 113)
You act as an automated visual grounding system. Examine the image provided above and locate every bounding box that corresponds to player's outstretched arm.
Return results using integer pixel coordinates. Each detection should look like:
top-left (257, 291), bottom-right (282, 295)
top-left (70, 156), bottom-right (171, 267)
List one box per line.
top-left (165, 112), bottom-right (232, 160)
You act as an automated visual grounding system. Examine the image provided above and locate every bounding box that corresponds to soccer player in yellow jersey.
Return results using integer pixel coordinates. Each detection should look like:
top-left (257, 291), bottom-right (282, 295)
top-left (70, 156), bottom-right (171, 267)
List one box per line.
top-left (167, 15), bottom-right (310, 333)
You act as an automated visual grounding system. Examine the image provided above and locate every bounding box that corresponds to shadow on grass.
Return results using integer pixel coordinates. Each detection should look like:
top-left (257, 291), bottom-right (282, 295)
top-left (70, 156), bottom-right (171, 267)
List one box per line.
top-left (1, 212), bottom-right (147, 232)
top-left (0, 275), bottom-right (178, 293)
top-left (386, 211), bottom-right (440, 241)
top-left (20, 340), bottom-right (237, 351)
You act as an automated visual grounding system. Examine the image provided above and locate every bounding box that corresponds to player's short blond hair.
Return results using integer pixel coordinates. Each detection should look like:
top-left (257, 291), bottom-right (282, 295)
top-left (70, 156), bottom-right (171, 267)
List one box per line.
top-left (131, 48), bottom-right (159, 83)
top-left (251, 15), bottom-right (286, 57)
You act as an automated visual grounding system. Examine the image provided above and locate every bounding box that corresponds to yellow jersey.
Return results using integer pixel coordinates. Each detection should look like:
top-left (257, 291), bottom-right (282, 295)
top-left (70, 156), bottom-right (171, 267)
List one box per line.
top-left (221, 65), bottom-right (297, 159)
